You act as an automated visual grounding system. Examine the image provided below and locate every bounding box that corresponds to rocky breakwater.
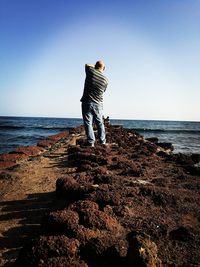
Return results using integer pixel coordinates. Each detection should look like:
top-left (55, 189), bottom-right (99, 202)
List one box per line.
top-left (13, 125), bottom-right (200, 266)
top-left (0, 128), bottom-right (84, 170)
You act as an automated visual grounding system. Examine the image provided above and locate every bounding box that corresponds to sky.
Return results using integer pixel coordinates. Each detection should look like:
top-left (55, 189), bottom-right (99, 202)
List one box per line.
top-left (0, 0), bottom-right (200, 121)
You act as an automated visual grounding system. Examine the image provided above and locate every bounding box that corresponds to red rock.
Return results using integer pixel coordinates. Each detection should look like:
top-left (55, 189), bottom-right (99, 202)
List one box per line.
top-left (37, 132), bottom-right (69, 148)
top-left (0, 153), bottom-right (28, 162)
top-left (74, 225), bottom-right (102, 245)
top-left (69, 126), bottom-right (84, 134)
top-left (0, 153), bottom-right (29, 169)
top-left (127, 234), bottom-right (162, 266)
top-left (15, 146), bottom-right (45, 156)
top-left (56, 177), bottom-right (94, 200)
top-left (81, 231), bottom-right (126, 263)
top-left (88, 188), bottom-right (121, 207)
top-left (70, 200), bottom-right (124, 235)
top-left (70, 200), bottom-right (99, 213)
top-left (42, 209), bottom-right (79, 236)
top-left (0, 161), bottom-right (18, 169)
top-left (47, 131), bottom-right (69, 142)
top-left (16, 235), bottom-right (86, 267)
top-left (37, 139), bottom-right (54, 148)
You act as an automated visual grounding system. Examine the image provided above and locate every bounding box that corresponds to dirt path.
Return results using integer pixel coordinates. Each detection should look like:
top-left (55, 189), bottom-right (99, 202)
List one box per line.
top-left (0, 136), bottom-right (79, 266)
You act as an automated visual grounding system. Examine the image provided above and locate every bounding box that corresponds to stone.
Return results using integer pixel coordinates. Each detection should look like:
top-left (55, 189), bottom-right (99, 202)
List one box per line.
top-left (15, 146), bottom-right (45, 156)
top-left (146, 137), bottom-right (159, 144)
top-left (157, 142), bottom-right (174, 151)
top-left (42, 209), bottom-right (79, 236)
top-left (37, 139), bottom-right (54, 148)
top-left (0, 153), bottom-right (28, 169)
top-left (16, 235), bottom-right (83, 267)
top-left (127, 233), bottom-right (162, 267)
top-left (47, 131), bottom-right (69, 142)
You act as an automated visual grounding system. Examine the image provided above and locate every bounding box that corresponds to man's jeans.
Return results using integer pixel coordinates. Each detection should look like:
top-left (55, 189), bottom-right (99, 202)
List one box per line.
top-left (82, 102), bottom-right (106, 145)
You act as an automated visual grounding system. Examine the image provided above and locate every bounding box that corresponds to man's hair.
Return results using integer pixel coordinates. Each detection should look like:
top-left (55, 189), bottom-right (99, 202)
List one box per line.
top-left (95, 60), bottom-right (105, 70)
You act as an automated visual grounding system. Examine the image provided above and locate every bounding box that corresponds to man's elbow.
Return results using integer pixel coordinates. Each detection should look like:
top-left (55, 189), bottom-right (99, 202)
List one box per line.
top-left (85, 64), bottom-right (94, 68)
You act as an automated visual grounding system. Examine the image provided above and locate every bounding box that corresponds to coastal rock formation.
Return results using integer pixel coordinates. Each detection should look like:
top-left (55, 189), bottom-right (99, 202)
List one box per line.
top-left (16, 235), bottom-right (88, 267)
top-left (1, 124), bottom-right (199, 266)
top-left (15, 146), bottom-right (45, 156)
top-left (0, 152), bottom-right (29, 169)
top-left (0, 132), bottom-right (70, 169)
top-left (37, 131), bottom-right (69, 148)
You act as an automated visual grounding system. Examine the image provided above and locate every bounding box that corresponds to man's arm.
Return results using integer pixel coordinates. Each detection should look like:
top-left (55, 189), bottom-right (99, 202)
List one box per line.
top-left (85, 63), bottom-right (95, 68)
top-left (85, 64), bottom-right (95, 73)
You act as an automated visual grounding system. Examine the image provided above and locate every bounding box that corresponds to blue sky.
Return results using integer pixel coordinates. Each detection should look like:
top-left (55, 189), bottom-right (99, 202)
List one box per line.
top-left (0, 0), bottom-right (199, 121)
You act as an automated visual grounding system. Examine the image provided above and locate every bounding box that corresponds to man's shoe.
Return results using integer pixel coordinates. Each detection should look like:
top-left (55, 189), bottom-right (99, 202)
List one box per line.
top-left (88, 143), bottom-right (94, 147)
top-left (101, 143), bottom-right (109, 147)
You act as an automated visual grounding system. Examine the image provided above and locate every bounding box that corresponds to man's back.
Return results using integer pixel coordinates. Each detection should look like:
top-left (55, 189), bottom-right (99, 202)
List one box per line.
top-left (81, 65), bottom-right (108, 104)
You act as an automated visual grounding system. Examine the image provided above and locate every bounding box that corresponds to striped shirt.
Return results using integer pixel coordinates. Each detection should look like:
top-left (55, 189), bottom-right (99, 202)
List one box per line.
top-left (81, 65), bottom-right (108, 104)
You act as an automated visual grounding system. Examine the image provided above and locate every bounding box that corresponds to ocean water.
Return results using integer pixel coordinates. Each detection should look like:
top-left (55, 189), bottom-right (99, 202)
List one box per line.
top-left (0, 116), bottom-right (200, 155)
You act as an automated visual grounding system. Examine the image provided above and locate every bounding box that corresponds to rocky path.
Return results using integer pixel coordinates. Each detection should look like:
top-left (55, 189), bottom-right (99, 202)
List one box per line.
top-left (0, 135), bottom-right (80, 266)
top-left (0, 125), bottom-right (200, 266)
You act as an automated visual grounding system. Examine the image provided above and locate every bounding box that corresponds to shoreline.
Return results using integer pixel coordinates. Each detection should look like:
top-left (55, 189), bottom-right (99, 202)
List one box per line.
top-left (0, 124), bottom-right (200, 266)
top-left (1, 117), bottom-right (200, 155)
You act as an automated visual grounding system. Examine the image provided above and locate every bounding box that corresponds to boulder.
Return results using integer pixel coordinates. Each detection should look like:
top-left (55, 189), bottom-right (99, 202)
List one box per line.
top-left (16, 235), bottom-right (85, 267)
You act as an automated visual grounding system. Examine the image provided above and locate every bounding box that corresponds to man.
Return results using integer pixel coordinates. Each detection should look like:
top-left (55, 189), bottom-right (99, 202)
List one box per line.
top-left (80, 60), bottom-right (108, 147)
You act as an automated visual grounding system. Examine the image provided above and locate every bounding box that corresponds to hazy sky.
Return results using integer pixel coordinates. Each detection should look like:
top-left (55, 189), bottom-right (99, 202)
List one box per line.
top-left (0, 0), bottom-right (199, 121)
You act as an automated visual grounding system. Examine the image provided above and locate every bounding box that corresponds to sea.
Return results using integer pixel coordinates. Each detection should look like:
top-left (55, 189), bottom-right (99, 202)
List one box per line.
top-left (0, 116), bottom-right (200, 155)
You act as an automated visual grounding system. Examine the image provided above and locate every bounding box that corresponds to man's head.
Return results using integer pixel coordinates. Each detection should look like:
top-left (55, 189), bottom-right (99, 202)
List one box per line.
top-left (95, 60), bottom-right (105, 72)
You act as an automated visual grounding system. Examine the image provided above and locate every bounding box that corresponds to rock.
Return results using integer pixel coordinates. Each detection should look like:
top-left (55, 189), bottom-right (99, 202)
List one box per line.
top-left (81, 232), bottom-right (124, 261)
top-left (39, 257), bottom-right (88, 267)
top-left (169, 153), bottom-right (200, 175)
top-left (0, 161), bottom-right (18, 169)
top-left (42, 209), bottom-right (79, 236)
top-left (156, 150), bottom-right (169, 157)
top-left (0, 153), bottom-right (28, 169)
top-left (70, 200), bottom-right (99, 213)
top-left (126, 233), bottom-right (162, 267)
top-left (37, 139), bottom-right (54, 148)
top-left (69, 126), bottom-right (85, 134)
top-left (78, 207), bottom-right (123, 234)
top-left (15, 146), bottom-right (45, 156)
top-left (0, 153), bottom-right (28, 162)
top-left (185, 165), bottom-right (200, 175)
top-left (37, 132), bottom-right (69, 149)
top-left (0, 172), bottom-right (13, 180)
top-left (191, 153), bottom-right (200, 164)
top-left (56, 177), bottom-right (93, 200)
top-left (16, 235), bottom-right (84, 267)
top-left (68, 152), bottom-right (108, 166)
top-left (146, 137), bottom-right (159, 144)
top-left (157, 142), bottom-right (174, 151)
top-left (74, 225), bottom-right (102, 245)
top-left (88, 188), bottom-right (121, 208)
top-left (169, 153), bottom-right (193, 166)
top-left (169, 227), bottom-right (192, 242)
top-left (47, 132), bottom-right (69, 142)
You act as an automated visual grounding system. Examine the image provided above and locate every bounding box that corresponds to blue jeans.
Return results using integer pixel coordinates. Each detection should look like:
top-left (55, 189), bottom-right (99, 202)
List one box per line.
top-left (82, 102), bottom-right (106, 145)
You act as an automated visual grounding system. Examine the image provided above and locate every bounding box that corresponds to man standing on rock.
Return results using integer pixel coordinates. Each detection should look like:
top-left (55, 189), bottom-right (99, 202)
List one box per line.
top-left (81, 60), bottom-right (108, 147)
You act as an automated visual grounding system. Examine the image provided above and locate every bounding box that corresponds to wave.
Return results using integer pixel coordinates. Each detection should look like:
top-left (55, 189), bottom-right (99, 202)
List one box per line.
top-left (129, 128), bottom-right (200, 134)
top-left (0, 125), bottom-right (26, 130)
top-left (0, 125), bottom-right (72, 131)
top-left (34, 126), bottom-right (71, 130)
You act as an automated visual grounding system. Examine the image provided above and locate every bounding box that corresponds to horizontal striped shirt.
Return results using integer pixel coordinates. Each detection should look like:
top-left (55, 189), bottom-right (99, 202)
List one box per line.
top-left (81, 65), bottom-right (108, 104)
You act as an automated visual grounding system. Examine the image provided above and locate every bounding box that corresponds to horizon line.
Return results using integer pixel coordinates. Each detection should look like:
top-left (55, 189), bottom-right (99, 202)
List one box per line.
top-left (0, 115), bottom-right (199, 123)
